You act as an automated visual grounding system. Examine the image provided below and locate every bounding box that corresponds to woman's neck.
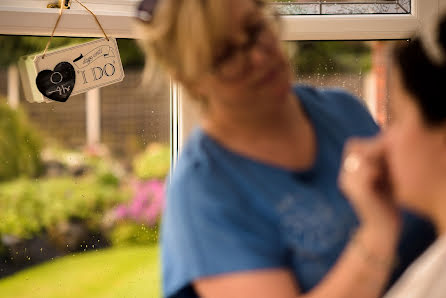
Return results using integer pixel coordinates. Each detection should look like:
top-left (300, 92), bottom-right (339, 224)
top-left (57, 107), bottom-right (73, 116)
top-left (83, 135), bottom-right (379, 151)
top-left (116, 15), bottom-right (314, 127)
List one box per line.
top-left (203, 92), bottom-right (302, 138)
top-left (201, 91), bottom-right (316, 171)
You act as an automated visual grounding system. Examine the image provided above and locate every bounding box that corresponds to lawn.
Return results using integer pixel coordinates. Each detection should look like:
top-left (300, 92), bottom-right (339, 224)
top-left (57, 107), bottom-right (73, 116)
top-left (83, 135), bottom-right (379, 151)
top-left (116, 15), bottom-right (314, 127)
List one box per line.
top-left (0, 245), bottom-right (160, 298)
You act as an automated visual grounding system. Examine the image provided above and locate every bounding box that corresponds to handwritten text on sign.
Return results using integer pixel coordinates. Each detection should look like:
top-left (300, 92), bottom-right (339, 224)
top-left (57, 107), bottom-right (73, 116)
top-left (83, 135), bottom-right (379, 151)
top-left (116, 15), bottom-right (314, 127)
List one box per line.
top-left (34, 38), bottom-right (124, 99)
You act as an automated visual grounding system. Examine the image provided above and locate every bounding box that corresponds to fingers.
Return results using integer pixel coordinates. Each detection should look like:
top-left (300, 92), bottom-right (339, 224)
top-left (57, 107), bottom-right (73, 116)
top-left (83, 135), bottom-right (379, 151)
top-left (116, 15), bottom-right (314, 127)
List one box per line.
top-left (339, 151), bottom-right (380, 200)
top-left (339, 136), bottom-right (400, 229)
top-left (339, 136), bottom-right (387, 200)
top-left (342, 136), bottom-right (386, 166)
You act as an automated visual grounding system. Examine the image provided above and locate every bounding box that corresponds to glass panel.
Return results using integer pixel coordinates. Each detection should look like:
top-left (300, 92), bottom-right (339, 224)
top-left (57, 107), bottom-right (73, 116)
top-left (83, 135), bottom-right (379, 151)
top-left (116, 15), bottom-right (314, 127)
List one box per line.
top-left (0, 36), bottom-right (167, 297)
top-left (272, 0), bottom-right (410, 15)
top-left (290, 0), bottom-right (397, 2)
top-left (285, 40), bottom-right (404, 125)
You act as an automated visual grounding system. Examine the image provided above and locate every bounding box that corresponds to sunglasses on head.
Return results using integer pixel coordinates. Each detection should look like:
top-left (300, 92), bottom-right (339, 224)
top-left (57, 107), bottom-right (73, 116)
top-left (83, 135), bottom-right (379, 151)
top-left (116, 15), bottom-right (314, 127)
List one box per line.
top-left (136, 0), bottom-right (268, 24)
top-left (136, 0), bottom-right (160, 23)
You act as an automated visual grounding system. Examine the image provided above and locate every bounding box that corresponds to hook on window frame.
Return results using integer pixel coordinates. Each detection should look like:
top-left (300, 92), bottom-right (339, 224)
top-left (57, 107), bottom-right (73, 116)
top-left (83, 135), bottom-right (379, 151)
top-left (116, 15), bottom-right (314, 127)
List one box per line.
top-left (47, 0), bottom-right (71, 9)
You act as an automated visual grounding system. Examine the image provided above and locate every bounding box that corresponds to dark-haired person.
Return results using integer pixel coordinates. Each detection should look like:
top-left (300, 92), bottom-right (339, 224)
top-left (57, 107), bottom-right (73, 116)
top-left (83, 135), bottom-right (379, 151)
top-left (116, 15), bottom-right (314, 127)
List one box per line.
top-left (339, 14), bottom-right (446, 298)
top-left (137, 1), bottom-right (435, 297)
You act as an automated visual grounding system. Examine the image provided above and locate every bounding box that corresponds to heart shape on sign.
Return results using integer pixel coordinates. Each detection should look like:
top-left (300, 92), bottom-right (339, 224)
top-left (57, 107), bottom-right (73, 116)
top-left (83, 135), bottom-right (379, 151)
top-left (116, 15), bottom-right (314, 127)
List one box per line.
top-left (36, 62), bottom-right (76, 102)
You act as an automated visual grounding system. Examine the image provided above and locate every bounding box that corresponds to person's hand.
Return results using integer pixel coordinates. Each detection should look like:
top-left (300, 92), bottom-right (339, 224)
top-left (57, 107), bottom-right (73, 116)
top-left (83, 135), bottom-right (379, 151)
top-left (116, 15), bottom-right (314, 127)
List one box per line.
top-left (339, 136), bottom-right (401, 237)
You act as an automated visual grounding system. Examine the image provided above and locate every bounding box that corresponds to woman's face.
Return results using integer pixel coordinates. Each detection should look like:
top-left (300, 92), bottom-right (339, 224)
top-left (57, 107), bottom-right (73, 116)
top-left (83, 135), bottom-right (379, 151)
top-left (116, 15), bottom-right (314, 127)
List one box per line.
top-left (196, 0), bottom-right (291, 107)
top-left (385, 66), bottom-right (446, 216)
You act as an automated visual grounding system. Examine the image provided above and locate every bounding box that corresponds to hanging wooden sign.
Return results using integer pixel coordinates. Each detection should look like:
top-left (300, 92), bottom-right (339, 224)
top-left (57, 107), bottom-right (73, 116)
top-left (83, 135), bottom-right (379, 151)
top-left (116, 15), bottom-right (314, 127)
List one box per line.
top-left (19, 38), bottom-right (125, 103)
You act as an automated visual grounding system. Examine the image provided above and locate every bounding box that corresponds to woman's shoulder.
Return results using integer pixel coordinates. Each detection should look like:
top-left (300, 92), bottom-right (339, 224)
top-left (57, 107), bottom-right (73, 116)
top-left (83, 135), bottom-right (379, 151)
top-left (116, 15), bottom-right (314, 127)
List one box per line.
top-left (293, 84), bottom-right (379, 136)
top-left (169, 129), bottom-right (216, 191)
top-left (167, 128), bottom-right (237, 207)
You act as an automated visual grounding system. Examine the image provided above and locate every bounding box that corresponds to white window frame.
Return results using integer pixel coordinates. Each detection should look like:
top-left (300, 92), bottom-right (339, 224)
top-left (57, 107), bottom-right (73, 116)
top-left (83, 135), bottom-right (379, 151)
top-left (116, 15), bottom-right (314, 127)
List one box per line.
top-left (0, 0), bottom-right (140, 38)
top-left (0, 0), bottom-right (443, 165)
top-left (280, 0), bottom-right (439, 40)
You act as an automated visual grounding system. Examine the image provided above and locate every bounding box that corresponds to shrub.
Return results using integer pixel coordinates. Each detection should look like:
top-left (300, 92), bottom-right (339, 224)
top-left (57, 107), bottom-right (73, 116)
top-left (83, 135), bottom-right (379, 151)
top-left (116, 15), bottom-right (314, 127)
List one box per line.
top-left (41, 146), bottom-right (123, 186)
top-left (109, 179), bottom-right (164, 246)
top-left (109, 222), bottom-right (159, 246)
top-left (114, 180), bottom-right (164, 225)
top-left (0, 177), bottom-right (130, 239)
top-left (133, 143), bottom-right (170, 180)
top-left (0, 100), bottom-right (42, 182)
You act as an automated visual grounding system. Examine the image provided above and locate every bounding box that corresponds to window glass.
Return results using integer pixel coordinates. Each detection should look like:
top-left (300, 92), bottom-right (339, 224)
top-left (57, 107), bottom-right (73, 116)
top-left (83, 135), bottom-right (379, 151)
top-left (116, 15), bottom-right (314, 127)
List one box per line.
top-left (286, 40), bottom-right (404, 125)
top-left (0, 34), bottom-right (403, 297)
top-left (0, 35), bottom-right (167, 297)
top-left (272, 0), bottom-right (410, 15)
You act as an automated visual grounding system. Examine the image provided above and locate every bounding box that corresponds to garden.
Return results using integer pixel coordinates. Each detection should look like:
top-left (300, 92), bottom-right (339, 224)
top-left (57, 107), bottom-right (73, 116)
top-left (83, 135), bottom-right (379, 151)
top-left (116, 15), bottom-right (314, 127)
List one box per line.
top-left (0, 100), bottom-right (167, 297)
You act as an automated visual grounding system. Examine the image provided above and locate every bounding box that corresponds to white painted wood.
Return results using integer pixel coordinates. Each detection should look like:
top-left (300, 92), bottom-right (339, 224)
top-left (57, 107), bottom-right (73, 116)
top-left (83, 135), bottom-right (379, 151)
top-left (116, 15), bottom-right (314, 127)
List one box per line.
top-left (280, 14), bottom-right (418, 41)
top-left (34, 38), bottom-right (124, 97)
top-left (86, 88), bottom-right (100, 145)
top-left (281, 0), bottom-right (442, 41)
top-left (363, 73), bottom-right (377, 120)
top-left (441, 0), bottom-right (446, 11)
top-left (170, 81), bottom-right (180, 169)
top-left (1, 0), bottom-right (444, 40)
top-left (414, 0), bottom-right (442, 29)
top-left (0, 0), bottom-right (140, 38)
top-left (7, 65), bottom-right (20, 109)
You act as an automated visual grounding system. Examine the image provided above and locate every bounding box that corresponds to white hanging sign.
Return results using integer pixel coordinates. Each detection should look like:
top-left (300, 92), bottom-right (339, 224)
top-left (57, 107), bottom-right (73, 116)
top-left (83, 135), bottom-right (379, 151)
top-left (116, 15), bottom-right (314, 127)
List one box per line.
top-left (19, 38), bottom-right (125, 103)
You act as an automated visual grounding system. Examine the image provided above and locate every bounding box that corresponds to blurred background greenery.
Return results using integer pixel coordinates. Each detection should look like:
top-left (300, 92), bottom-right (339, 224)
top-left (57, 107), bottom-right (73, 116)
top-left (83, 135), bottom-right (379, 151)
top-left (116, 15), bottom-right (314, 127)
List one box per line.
top-left (0, 36), bottom-right (371, 74)
top-left (0, 97), bottom-right (167, 297)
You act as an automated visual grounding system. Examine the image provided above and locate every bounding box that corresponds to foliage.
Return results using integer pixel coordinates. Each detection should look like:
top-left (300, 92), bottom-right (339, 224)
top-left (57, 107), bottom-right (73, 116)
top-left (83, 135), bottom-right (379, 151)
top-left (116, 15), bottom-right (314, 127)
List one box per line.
top-left (109, 222), bottom-right (159, 246)
top-left (0, 36), bottom-right (145, 68)
top-left (0, 100), bottom-right (43, 182)
top-left (110, 179), bottom-right (164, 246)
top-left (42, 146), bottom-right (124, 186)
top-left (0, 34), bottom-right (370, 75)
top-left (0, 36), bottom-right (93, 68)
top-left (133, 143), bottom-right (170, 180)
top-left (116, 39), bottom-right (145, 68)
top-left (0, 177), bottom-right (129, 239)
top-left (289, 41), bottom-right (372, 75)
top-left (0, 246), bottom-right (160, 298)
top-left (114, 180), bottom-right (164, 225)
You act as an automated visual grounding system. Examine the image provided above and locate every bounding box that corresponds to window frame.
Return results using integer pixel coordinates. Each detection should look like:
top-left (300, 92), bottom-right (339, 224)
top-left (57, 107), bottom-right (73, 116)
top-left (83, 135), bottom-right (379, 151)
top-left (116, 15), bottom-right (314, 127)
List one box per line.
top-left (273, 0), bottom-right (411, 16)
top-left (280, 0), bottom-right (438, 40)
top-left (0, 0), bottom-right (443, 166)
top-left (0, 0), bottom-right (139, 38)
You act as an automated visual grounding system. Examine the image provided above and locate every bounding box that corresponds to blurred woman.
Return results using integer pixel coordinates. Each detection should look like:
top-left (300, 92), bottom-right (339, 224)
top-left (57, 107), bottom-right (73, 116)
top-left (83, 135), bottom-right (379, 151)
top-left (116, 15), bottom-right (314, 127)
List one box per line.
top-left (339, 14), bottom-right (446, 298)
top-left (137, 0), bottom-right (435, 297)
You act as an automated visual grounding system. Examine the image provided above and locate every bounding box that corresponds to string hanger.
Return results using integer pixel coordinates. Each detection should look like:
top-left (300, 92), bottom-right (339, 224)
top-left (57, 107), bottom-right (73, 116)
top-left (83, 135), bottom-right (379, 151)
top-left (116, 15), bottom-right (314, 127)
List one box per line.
top-left (43, 0), bottom-right (109, 59)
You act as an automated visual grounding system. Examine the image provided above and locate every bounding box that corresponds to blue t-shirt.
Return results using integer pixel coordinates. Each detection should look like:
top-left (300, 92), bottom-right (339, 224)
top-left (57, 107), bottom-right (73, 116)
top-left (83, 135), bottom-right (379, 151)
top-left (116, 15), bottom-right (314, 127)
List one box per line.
top-left (162, 85), bottom-right (435, 298)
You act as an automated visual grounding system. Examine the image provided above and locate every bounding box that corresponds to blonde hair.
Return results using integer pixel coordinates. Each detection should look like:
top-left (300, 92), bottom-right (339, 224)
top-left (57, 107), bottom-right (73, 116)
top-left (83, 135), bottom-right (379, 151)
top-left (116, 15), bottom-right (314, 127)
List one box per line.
top-left (140, 0), bottom-right (230, 88)
top-left (139, 1), bottom-right (276, 90)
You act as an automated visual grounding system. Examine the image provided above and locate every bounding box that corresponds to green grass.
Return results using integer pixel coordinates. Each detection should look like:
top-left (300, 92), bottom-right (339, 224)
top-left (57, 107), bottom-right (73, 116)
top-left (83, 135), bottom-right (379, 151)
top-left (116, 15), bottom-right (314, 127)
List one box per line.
top-left (0, 245), bottom-right (161, 298)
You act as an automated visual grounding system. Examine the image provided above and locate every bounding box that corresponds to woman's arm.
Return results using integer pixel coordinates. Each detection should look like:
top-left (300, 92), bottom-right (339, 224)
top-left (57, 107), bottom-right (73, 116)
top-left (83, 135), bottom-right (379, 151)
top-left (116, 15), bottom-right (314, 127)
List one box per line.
top-left (195, 269), bottom-right (299, 298)
top-left (194, 137), bottom-right (401, 298)
top-left (194, 224), bottom-right (398, 298)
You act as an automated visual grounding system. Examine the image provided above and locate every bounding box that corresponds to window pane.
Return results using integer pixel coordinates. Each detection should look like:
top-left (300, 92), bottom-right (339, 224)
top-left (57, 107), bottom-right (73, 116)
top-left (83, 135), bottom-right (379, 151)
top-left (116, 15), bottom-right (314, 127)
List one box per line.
top-left (272, 0), bottom-right (410, 15)
top-left (0, 36), bottom-right (166, 297)
top-left (286, 40), bottom-right (404, 125)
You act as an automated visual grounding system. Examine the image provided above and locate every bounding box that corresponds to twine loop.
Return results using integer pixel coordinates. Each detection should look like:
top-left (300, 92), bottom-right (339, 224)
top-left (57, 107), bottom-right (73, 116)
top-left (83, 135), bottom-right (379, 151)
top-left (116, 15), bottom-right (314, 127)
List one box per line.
top-left (42, 0), bottom-right (109, 59)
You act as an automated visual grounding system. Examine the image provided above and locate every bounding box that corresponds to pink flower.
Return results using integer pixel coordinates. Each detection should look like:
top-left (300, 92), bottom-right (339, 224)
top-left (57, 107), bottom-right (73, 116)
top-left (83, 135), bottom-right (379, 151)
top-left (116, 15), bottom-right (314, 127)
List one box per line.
top-left (115, 205), bottom-right (128, 219)
top-left (113, 179), bottom-right (165, 226)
